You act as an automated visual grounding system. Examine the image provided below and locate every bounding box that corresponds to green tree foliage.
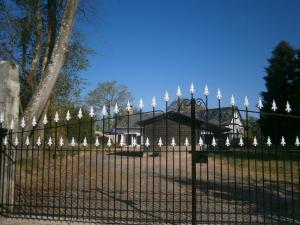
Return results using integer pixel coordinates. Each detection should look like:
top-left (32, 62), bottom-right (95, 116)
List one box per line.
top-left (0, 0), bottom-right (94, 112)
top-left (86, 81), bottom-right (133, 118)
top-left (260, 41), bottom-right (300, 144)
top-left (85, 81), bottom-right (134, 130)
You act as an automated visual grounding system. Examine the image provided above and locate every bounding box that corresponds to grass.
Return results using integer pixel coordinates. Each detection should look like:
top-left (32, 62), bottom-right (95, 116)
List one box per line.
top-left (212, 149), bottom-right (299, 182)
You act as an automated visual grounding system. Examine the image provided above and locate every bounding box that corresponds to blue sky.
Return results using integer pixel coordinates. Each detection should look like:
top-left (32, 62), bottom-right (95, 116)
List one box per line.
top-left (78, 0), bottom-right (300, 111)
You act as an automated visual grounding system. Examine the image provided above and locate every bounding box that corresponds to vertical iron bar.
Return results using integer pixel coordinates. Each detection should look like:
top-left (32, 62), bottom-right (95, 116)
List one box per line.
top-left (6, 130), bottom-right (11, 216)
top-left (232, 105), bottom-right (237, 224)
top-left (113, 113), bottom-right (117, 222)
top-left (254, 143), bottom-right (258, 224)
top-left (191, 94), bottom-right (196, 225)
top-left (232, 105), bottom-right (238, 224)
top-left (289, 147), bottom-right (295, 224)
top-left (24, 135), bottom-right (29, 215)
top-left (126, 109), bottom-right (130, 222)
top-left (76, 116), bottom-right (81, 219)
top-left (35, 136), bottom-right (40, 217)
top-left (101, 116), bottom-right (105, 219)
top-left (126, 110), bottom-right (130, 223)
top-left (268, 143), bottom-right (273, 224)
top-left (47, 135), bottom-right (51, 219)
top-left (53, 120), bottom-right (57, 218)
top-left (218, 97), bottom-right (223, 223)
top-left (107, 136), bottom-right (111, 222)
top-left (139, 110), bottom-right (142, 222)
top-left (82, 137), bottom-right (86, 218)
top-left (145, 137), bottom-right (148, 223)
top-left (165, 101), bottom-right (168, 223)
top-left (205, 95), bottom-right (209, 224)
top-left (152, 106), bottom-right (155, 223)
top-left (70, 139), bottom-right (74, 219)
top-left (246, 104), bottom-right (251, 224)
top-left (178, 96), bottom-right (182, 224)
top-left (0, 120), bottom-right (3, 215)
top-left (18, 127), bottom-right (24, 211)
top-left (89, 116), bottom-right (93, 220)
top-left (132, 126), bottom-right (136, 222)
top-left (41, 125), bottom-right (46, 217)
top-left (259, 110), bottom-right (266, 224)
top-left (283, 144), bottom-right (288, 224)
top-left (240, 135), bottom-right (244, 224)
top-left (185, 141), bottom-right (189, 223)
top-left (58, 135), bottom-right (63, 219)
top-left (276, 143), bottom-right (281, 223)
top-left (94, 131), bottom-right (98, 221)
top-left (119, 133), bottom-right (123, 221)
top-left (65, 120), bottom-right (69, 220)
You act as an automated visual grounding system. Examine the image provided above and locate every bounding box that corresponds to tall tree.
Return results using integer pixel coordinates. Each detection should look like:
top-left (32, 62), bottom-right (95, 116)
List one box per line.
top-left (85, 81), bottom-right (133, 127)
top-left (0, 0), bottom-right (97, 131)
top-left (260, 41), bottom-right (300, 144)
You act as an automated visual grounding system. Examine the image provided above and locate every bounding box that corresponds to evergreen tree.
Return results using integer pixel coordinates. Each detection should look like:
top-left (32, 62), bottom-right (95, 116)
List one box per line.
top-left (260, 41), bottom-right (300, 144)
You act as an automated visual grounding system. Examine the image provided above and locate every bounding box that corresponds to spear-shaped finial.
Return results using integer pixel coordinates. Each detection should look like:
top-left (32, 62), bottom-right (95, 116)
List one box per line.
top-left (32, 116), bottom-right (37, 127)
top-left (151, 97), bottom-right (157, 108)
top-left (199, 136), bottom-right (204, 146)
top-left (37, 136), bottom-right (41, 146)
top-left (295, 136), bottom-right (300, 147)
top-left (114, 103), bottom-right (119, 114)
top-left (212, 137), bottom-right (217, 147)
top-left (89, 106), bottom-right (95, 117)
top-left (253, 136), bottom-right (258, 147)
top-left (59, 137), bottom-right (64, 147)
top-left (82, 137), bottom-right (88, 147)
top-left (145, 137), bottom-right (150, 147)
top-left (225, 137), bottom-right (230, 147)
top-left (266, 136), bottom-right (272, 147)
top-left (239, 137), bottom-right (244, 147)
top-left (158, 137), bottom-right (163, 147)
top-left (271, 100), bottom-right (277, 112)
top-left (176, 86), bottom-right (182, 97)
top-left (190, 82), bottom-right (195, 94)
top-left (107, 138), bottom-right (112, 147)
top-left (164, 90), bottom-right (169, 102)
top-left (286, 101), bottom-right (292, 113)
top-left (184, 137), bottom-right (189, 147)
top-left (204, 84), bottom-right (209, 96)
top-left (257, 97), bottom-right (263, 110)
top-left (280, 136), bottom-right (286, 147)
top-left (78, 108), bottom-right (83, 119)
top-left (95, 137), bottom-right (100, 147)
top-left (71, 137), bottom-right (76, 147)
top-left (230, 95), bottom-right (236, 106)
top-left (139, 98), bottom-right (144, 110)
top-left (171, 137), bottom-right (176, 147)
top-left (21, 117), bottom-right (26, 128)
top-left (244, 96), bottom-right (249, 108)
top-left (54, 112), bottom-right (59, 123)
top-left (66, 111), bottom-right (71, 121)
top-left (102, 105), bottom-right (107, 116)
top-left (216, 88), bottom-right (222, 100)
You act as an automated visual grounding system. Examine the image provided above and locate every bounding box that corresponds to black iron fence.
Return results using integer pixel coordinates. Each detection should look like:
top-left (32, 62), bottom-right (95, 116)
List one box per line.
top-left (0, 85), bottom-right (299, 224)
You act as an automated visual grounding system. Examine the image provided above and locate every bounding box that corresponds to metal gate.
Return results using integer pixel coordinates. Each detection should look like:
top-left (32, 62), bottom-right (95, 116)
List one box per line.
top-left (0, 85), bottom-right (299, 224)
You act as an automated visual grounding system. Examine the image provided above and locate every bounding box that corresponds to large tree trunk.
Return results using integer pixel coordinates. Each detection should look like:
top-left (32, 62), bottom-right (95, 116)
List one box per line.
top-left (23, 0), bottom-right (78, 131)
top-left (41, 0), bottom-right (58, 73)
top-left (26, 0), bottom-right (43, 90)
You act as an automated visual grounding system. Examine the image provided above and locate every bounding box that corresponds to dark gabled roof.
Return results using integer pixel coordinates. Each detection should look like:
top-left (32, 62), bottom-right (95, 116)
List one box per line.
top-left (167, 99), bottom-right (243, 127)
top-left (197, 107), bottom-right (237, 127)
top-left (114, 111), bottom-right (164, 129)
top-left (139, 111), bottom-right (229, 133)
